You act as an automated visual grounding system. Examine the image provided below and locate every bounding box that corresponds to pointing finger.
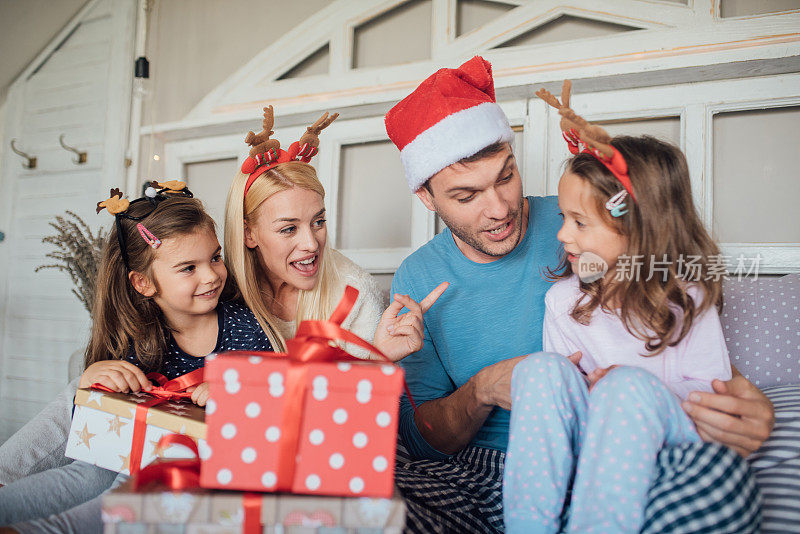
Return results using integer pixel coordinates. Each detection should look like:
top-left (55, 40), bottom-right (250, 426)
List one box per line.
top-left (420, 282), bottom-right (449, 313)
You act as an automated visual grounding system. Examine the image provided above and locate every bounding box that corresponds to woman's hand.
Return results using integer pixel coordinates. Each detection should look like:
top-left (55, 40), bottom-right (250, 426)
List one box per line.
top-left (79, 361), bottom-right (152, 392)
top-left (187, 382), bottom-right (211, 407)
top-left (682, 370), bottom-right (775, 457)
top-left (372, 282), bottom-right (449, 362)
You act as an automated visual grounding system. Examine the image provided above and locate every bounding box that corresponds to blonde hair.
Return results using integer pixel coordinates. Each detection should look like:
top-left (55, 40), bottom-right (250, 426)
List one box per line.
top-left (224, 161), bottom-right (341, 351)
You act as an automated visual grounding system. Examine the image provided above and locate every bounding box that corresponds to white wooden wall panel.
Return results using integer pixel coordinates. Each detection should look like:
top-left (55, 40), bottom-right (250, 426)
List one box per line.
top-left (0, 0), bottom-right (137, 443)
top-left (149, 1), bottom-right (800, 285)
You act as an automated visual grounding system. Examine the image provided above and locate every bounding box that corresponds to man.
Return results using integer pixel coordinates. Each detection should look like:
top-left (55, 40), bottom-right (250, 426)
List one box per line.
top-left (384, 56), bottom-right (773, 533)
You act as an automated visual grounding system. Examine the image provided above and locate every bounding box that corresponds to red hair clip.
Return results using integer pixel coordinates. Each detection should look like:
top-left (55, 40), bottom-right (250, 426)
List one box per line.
top-left (137, 223), bottom-right (161, 249)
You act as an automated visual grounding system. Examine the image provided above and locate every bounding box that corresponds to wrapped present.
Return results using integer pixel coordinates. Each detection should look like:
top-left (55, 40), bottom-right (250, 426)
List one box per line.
top-left (201, 286), bottom-right (405, 498)
top-left (102, 476), bottom-right (406, 534)
top-left (66, 370), bottom-right (207, 476)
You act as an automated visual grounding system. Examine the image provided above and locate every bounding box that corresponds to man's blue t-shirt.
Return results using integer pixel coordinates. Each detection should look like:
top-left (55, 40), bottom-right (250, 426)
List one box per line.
top-left (391, 195), bottom-right (562, 459)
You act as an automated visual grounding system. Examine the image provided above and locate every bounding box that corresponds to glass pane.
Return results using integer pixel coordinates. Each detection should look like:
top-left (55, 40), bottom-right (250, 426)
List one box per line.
top-left (720, 0), bottom-right (800, 17)
top-left (597, 116), bottom-right (681, 145)
top-left (277, 44), bottom-right (329, 80)
top-left (494, 15), bottom-right (639, 49)
top-left (185, 158), bottom-right (238, 237)
top-left (713, 106), bottom-right (800, 243)
top-left (352, 0), bottom-right (431, 69)
top-left (457, 0), bottom-right (514, 36)
top-left (337, 141), bottom-right (412, 249)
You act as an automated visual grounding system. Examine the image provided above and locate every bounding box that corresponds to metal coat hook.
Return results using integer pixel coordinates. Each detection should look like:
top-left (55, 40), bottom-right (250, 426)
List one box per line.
top-left (59, 134), bottom-right (87, 164)
top-left (10, 139), bottom-right (37, 169)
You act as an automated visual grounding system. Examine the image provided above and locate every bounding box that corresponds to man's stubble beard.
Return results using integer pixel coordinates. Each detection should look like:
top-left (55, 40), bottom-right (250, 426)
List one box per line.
top-left (436, 197), bottom-right (525, 259)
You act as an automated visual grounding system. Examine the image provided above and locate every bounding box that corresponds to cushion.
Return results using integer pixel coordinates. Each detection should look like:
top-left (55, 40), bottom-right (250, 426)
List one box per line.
top-left (721, 274), bottom-right (800, 389)
top-left (749, 384), bottom-right (800, 534)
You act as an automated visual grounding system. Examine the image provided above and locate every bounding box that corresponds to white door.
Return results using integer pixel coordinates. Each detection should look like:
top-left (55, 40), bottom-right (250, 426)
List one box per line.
top-left (0, 0), bottom-right (136, 443)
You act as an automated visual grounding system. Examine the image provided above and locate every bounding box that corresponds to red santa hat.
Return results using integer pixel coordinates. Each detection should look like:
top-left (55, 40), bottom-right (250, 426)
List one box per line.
top-left (385, 56), bottom-right (514, 192)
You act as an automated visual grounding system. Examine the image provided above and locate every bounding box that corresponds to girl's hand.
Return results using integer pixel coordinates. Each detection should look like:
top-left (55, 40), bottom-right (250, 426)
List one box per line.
top-left (587, 365), bottom-right (617, 391)
top-left (373, 282), bottom-right (449, 362)
top-left (79, 361), bottom-right (152, 392)
top-left (682, 370), bottom-right (775, 457)
top-left (187, 382), bottom-right (211, 407)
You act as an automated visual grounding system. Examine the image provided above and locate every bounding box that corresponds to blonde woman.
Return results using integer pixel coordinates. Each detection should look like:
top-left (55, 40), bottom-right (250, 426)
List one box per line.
top-left (225, 108), bottom-right (446, 359)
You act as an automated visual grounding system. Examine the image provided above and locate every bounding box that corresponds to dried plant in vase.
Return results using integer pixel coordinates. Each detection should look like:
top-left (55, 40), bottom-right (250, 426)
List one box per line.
top-left (35, 210), bottom-right (106, 315)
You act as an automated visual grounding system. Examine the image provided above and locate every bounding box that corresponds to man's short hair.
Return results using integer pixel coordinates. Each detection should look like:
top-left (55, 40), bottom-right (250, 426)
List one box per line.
top-left (422, 141), bottom-right (508, 195)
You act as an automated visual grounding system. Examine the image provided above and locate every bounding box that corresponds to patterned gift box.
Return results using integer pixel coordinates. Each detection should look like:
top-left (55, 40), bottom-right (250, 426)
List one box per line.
top-left (66, 388), bottom-right (206, 474)
top-left (201, 352), bottom-right (404, 498)
top-left (102, 478), bottom-right (406, 534)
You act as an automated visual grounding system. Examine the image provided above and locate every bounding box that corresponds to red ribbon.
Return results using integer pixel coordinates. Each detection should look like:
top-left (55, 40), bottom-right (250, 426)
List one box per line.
top-left (91, 368), bottom-right (204, 478)
top-left (243, 493), bottom-right (262, 534)
top-left (245, 285), bottom-right (419, 492)
top-left (133, 436), bottom-right (261, 534)
top-left (133, 434), bottom-right (200, 490)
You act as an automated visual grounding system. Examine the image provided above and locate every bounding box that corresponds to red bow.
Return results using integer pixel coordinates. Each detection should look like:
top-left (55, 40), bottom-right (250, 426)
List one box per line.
top-left (241, 141), bottom-right (319, 196)
top-left (90, 368), bottom-right (204, 478)
top-left (132, 435), bottom-right (262, 534)
top-left (259, 286), bottom-right (419, 492)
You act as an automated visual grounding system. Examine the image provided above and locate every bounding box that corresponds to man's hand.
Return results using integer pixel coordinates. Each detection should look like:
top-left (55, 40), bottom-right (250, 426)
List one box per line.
top-left (682, 371), bottom-right (774, 457)
top-left (373, 282), bottom-right (449, 362)
top-left (79, 361), bottom-right (152, 392)
top-left (473, 355), bottom-right (528, 410)
top-left (474, 351), bottom-right (583, 410)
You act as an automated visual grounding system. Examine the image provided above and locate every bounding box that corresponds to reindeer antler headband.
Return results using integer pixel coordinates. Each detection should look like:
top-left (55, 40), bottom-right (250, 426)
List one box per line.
top-left (96, 182), bottom-right (194, 270)
top-left (240, 105), bottom-right (338, 196)
top-left (536, 81), bottom-right (636, 217)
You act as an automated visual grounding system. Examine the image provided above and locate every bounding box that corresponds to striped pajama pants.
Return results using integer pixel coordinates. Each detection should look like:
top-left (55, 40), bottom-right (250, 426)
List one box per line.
top-left (395, 435), bottom-right (761, 533)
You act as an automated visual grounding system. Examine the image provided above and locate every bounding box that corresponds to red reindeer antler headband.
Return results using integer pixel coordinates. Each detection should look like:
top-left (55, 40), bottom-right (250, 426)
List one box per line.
top-left (536, 81), bottom-right (636, 217)
top-left (240, 106), bottom-right (338, 196)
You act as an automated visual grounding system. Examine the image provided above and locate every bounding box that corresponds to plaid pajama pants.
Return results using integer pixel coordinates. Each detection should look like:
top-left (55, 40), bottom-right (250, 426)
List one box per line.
top-left (395, 441), bottom-right (761, 534)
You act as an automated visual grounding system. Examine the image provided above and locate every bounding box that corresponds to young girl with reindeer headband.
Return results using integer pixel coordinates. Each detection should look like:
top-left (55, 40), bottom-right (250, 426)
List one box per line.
top-left (225, 106), bottom-right (447, 360)
top-left (0, 185), bottom-right (273, 531)
top-left (503, 82), bottom-right (744, 533)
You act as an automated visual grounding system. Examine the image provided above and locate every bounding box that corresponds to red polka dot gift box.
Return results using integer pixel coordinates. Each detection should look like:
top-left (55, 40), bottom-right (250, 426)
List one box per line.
top-left (201, 353), bottom-right (404, 498)
top-left (200, 286), bottom-right (405, 498)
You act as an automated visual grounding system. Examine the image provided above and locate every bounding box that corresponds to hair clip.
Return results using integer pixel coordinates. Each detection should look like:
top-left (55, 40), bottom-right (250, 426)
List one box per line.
top-left (137, 223), bottom-right (161, 249)
top-left (536, 81), bottom-right (637, 213)
top-left (605, 190), bottom-right (629, 217)
top-left (240, 106), bottom-right (338, 196)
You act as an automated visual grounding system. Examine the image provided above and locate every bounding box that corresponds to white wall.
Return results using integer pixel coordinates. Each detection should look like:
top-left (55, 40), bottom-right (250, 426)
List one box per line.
top-left (141, 0), bottom-right (330, 125)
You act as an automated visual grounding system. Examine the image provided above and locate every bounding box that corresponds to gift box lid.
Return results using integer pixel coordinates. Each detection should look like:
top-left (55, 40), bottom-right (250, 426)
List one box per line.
top-left (205, 351), bottom-right (404, 394)
top-left (74, 388), bottom-right (206, 440)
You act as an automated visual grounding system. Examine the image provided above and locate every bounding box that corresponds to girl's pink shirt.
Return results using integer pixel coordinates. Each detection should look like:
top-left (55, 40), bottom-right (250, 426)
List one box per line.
top-left (543, 275), bottom-right (732, 400)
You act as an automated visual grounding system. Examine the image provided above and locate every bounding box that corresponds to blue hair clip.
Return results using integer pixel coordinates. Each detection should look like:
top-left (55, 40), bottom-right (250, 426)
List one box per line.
top-left (605, 190), bottom-right (628, 217)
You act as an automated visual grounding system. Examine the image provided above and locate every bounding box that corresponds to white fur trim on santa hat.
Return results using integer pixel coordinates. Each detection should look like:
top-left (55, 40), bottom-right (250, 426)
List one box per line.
top-left (399, 102), bottom-right (514, 191)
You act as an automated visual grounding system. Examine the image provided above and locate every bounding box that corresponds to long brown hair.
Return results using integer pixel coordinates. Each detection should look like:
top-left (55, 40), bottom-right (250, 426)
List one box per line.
top-left (550, 135), bottom-right (723, 355)
top-left (85, 197), bottom-right (220, 371)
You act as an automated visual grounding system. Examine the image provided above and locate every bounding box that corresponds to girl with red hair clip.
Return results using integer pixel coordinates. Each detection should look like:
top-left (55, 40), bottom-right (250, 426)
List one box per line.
top-left (503, 82), bottom-right (758, 534)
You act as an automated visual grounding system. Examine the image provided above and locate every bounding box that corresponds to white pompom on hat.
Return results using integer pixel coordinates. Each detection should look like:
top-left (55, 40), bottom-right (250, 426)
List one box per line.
top-left (384, 56), bottom-right (514, 192)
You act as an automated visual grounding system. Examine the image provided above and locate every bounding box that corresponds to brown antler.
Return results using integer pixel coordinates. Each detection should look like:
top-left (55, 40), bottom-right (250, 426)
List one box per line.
top-left (245, 105), bottom-right (281, 157)
top-left (298, 112), bottom-right (339, 148)
top-left (153, 179), bottom-right (187, 191)
top-left (96, 188), bottom-right (129, 215)
top-left (536, 80), bottom-right (614, 159)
